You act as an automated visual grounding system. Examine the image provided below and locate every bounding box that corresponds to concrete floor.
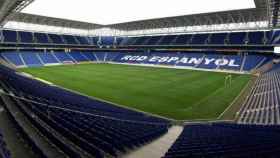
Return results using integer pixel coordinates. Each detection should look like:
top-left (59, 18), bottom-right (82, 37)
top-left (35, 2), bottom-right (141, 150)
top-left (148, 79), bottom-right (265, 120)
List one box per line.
top-left (123, 125), bottom-right (183, 158)
top-left (0, 104), bottom-right (39, 158)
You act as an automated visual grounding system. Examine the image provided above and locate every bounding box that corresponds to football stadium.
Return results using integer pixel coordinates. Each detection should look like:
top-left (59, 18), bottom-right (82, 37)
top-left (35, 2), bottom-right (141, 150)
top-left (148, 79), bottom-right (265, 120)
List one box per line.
top-left (0, 0), bottom-right (279, 157)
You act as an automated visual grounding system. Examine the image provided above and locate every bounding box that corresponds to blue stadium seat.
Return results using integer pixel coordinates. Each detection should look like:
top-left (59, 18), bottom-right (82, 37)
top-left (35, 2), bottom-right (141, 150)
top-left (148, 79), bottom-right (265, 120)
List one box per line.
top-left (164, 123), bottom-right (280, 158)
top-left (209, 33), bottom-right (227, 45)
top-left (48, 34), bottom-right (65, 44)
top-left (75, 36), bottom-right (90, 45)
top-left (101, 36), bottom-right (114, 45)
top-left (21, 52), bottom-right (43, 67)
top-left (0, 65), bottom-right (170, 157)
top-left (145, 36), bottom-right (162, 45)
top-left (81, 52), bottom-right (98, 61)
top-left (68, 52), bottom-right (88, 62)
top-left (38, 52), bottom-right (59, 64)
top-left (105, 52), bottom-right (120, 61)
top-left (238, 65), bottom-right (280, 124)
top-left (95, 53), bottom-right (106, 62)
top-left (133, 36), bottom-right (149, 45)
top-left (53, 52), bottom-right (75, 62)
top-left (158, 35), bottom-right (177, 45)
top-left (243, 54), bottom-right (266, 71)
top-left (88, 37), bottom-right (99, 45)
top-left (248, 31), bottom-right (265, 45)
top-left (62, 35), bottom-right (78, 45)
top-left (2, 30), bottom-right (18, 43)
top-left (271, 30), bottom-right (280, 44)
top-left (197, 54), bottom-right (222, 69)
top-left (1, 52), bottom-right (25, 66)
top-left (228, 32), bottom-right (247, 45)
top-left (190, 34), bottom-right (209, 45)
top-left (174, 34), bottom-right (192, 45)
top-left (34, 33), bottom-right (50, 44)
top-left (18, 31), bottom-right (33, 43)
top-left (219, 55), bottom-right (243, 71)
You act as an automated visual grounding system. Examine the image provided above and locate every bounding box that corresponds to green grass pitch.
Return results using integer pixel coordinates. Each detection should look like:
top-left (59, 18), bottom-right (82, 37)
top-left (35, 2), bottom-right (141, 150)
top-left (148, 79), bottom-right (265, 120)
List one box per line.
top-left (20, 64), bottom-right (251, 120)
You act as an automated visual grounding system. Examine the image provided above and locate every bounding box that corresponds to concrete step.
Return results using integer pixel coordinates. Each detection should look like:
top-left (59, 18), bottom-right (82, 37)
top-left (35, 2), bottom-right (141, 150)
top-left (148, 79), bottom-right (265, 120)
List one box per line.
top-left (123, 125), bottom-right (183, 158)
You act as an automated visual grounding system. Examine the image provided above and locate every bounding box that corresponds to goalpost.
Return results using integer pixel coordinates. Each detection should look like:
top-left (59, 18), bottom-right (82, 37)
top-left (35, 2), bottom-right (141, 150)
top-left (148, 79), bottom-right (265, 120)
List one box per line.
top-left (225, 75), bottom-right (232, 87)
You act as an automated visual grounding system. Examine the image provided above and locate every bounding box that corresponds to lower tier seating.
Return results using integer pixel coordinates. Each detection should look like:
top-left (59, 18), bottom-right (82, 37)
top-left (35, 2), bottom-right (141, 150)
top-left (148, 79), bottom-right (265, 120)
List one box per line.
top-left (164, 123), bottom-right (280, 158)
top-left (113, 51), bottom-right (271, 72)
top-left (0, 51), bottom-right (272, 73)
top-left (237, 64), bottom-right (280, 125)
top-left (0, 65), bottom-right (169, 157)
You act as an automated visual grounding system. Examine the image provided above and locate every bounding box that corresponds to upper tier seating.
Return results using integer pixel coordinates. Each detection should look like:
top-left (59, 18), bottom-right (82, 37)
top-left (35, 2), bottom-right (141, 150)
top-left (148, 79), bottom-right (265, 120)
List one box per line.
top-left (190, 34), bottom-right (209, 45)
top-left (48, 34), bottom-right (65, 44)
top-left (18, 31), bottom-right (33, 43)
top-left (164, 123), bottom-right (280, 158)
top-left (2, 30), bottom-right (17, 43)
top-left (228, 32), bottom-right (247, 45)
top-left (34, 33), bottom-right (50, 44)
top-left (119, 30), bottom-right (280, 46)
top-left (1, 29), bottom-right (279, 46)
top-left (100, 37), bottom-right (115, 46)
top-left (159, 35), bottom-right (177, 45)
top-left (75, 36), bottom-right (90, 45)
top-left (62, 35), bottom-right (78, 45)
top-left (248, 31), bottom-right (265, 45)
top-left (208, 33), bottom-right (227, 45)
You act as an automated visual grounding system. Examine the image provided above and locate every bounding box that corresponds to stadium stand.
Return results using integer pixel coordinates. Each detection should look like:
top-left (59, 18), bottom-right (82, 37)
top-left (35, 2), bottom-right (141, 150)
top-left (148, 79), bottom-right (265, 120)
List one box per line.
top-left (62, 35), bottom-right (78, 45)
top-left (34, 32), bottom-right (50, 44)
top-left (53, 52), bottom-right (75, 63)
top-left (68, 52), bottom-right (88, 62)
top-left (0, 29), bottom-right (279, 47)
top-left (1, 52), bottom-right (25, 67)
top-left (21, 52), bottom-right (43, 67)
top-left (119, 30), bottom-right (279, 46)
top-left (237, 64), bottom-right (280, 125)
top-left (75, 36), bottom-right (90, 45)
top-left (0, 51), bottom-right (272, 73)
top-left (18, 31), bottom-right (34, 43)
top-left (163, 123), bottom-right (280, 158)
top-left (0, 1), bottom-right (279, 157)
top-left (2, 30), bottom-right (18, 43)
top-left (38, 52), bottom-right (60, 64)
top-left (113, 51), bottom-right (270, 72)
top-left (81, 52), bottom-right (98, 61)
top-left (0, 64), bottom-right (170, 157)
top-left (48, 33), bottom-right (65, 44)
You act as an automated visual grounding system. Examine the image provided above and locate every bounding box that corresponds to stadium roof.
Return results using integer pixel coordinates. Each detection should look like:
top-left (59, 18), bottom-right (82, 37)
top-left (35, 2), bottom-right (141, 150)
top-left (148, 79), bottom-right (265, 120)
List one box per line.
top-left (21, 0), bottom-right (255, 25)
top-left (0, 0), bottom-right (279, 36)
